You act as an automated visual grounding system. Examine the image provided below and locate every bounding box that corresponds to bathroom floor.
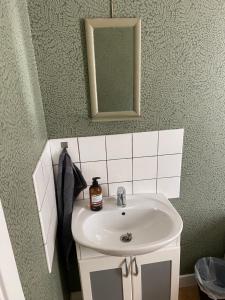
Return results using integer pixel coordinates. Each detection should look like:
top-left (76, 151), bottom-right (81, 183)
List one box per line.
top-left (179, 286), bottom-right (200, 300)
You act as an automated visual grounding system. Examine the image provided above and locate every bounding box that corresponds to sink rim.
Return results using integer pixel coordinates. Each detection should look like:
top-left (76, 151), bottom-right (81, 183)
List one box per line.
top-left (72, 193), bottom-right (183, 256)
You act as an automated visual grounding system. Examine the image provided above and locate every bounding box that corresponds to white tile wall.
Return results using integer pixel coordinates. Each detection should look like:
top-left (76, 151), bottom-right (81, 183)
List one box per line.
top-left (81, 161), bottom-right (107, 185)
top-left (133, 179), bottom-right (156, 194)
top-left (158, 129), bottom-right (184, 155)
top-left (32, 160), bottom-right (46, 211)
top-left (157, 177), bottom-right (181, 199)
top-left (108, 159), bottom-right (132, 183)
top-left (39, 172), bottom-right (56, 244)
top-left (133, 131), bottom-right (158, 157)
top-left (78, 136), bottom-right (106, 162)
top-left (106, 134), bottom-right (132, 159)
top-left (44, 208), bottom-right (57, 272)
top-left (133, 157), bottom-right (157, 180)
top-left (33, 142), bottom-right (57, 273)
top-left (49, 128), bottom-right (184, 200)
top-left (157, 154), bottom-right (182, 178)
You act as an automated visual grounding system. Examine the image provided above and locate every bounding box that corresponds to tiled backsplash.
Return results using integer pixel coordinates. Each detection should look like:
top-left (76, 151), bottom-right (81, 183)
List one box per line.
top-left (50, 129), bottom-right (184, 199)
top-left (32, 142), bottom-right (57, 273)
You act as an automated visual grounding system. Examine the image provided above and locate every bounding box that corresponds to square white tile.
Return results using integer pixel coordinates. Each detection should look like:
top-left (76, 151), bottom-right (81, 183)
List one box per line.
top-left (44, 244), bottom-right (52, 273)
top-left (106, 134), bottom-right (132, 160)
top-left (81, 161), bottom-right (107, 186)
top-left (44, 208), bottom-right (57, 273)
top-left (133, 179), bottom-right (156, 194)
top-left (49, 138), bottom-right (80, 165)
top-left (108, 182), bottom-right (132, 196)
top-left (157, 177), bottom-right (181, 199)
top-left (41, 142), bottom-right (52, 184)
top-left (157, 154), bottom-right (182, 178)
top-left (133, 157), bottom-right (157, 180)
top-left (108, 159), bottom-right (132, 183)
top-left (39, 173), bottom-right (57, 243)
top-left (78, 136), bottom-right (106, 162)
top-left (133, 131), bottom-right (158, 157)
top-left (83, 184), bottom-right (108, 199)
top-left (33, 160), bottom-right (47, 211)
top-left (158, 129), bottom-right (184, 155)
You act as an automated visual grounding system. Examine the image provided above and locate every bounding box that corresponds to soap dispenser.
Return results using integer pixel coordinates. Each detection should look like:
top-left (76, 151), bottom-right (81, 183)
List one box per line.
top-left (89, 177), bottom-right (103, 211)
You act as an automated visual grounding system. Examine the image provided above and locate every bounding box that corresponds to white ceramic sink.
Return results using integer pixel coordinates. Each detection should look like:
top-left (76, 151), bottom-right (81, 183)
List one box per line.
top-left (72, 193), bottom-right (183, 256)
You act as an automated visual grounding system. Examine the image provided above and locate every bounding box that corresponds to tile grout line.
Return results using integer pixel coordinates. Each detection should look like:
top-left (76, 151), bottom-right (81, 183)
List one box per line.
top-left (52, 152), bottom-right (183, 167)
top-left (104, 135), bottom-right (109, 197)
top-left (157, 175), bottom-right (181, 180)
top-left (37, 154), bottom-right (52, 212)
top-left (52, 170), bottom-right (180, 187)
top-left (77, 137), bottom-right (81, 163)
top-left (82, 176), bottom-right (180, 187)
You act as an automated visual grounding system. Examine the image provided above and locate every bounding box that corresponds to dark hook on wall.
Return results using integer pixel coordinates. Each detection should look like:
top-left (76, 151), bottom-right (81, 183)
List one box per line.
top-left (61, 142), bottom-right (68, 149)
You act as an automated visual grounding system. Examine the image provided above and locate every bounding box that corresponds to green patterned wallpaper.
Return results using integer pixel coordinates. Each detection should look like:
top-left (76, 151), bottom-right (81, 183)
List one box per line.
top-left (0, 0), bottom-right (64, 299)
top-left (27, 0), bottom-right (225, 274)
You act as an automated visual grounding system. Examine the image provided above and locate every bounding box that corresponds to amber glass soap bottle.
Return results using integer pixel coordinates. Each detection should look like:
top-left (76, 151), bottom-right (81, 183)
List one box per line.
top-left (89, 177), bottom-right (103, 211)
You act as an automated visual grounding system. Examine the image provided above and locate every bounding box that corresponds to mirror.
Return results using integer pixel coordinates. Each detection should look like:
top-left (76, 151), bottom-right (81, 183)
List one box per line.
top-left (85, 18), bottom-right (141, 121)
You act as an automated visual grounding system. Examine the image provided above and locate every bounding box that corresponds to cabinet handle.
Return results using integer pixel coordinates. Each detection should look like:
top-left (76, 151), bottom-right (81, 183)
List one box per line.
top-left (132, 257), bottom-right (139, 276)
top-left (123, 258), bottom-right (129, 277)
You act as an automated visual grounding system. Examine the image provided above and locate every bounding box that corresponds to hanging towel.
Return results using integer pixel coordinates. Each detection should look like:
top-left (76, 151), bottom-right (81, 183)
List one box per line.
top-left (56, 148), bottom-right (87, 271)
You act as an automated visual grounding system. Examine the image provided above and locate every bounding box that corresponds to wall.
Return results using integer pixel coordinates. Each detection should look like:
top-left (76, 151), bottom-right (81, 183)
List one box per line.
top-left (27, 0), bottom-right (225, 274)
top-left (0, 0), bottom-right (65, 299)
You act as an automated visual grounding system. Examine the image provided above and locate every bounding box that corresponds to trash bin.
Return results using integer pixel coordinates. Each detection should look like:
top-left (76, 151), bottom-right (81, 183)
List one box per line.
top-left (195, 257), bottom-right (225, 300)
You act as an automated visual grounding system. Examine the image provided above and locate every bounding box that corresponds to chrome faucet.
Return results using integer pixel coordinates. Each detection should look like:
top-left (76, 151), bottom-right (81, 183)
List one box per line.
top-left (117, 186), bottom-right (126, 207)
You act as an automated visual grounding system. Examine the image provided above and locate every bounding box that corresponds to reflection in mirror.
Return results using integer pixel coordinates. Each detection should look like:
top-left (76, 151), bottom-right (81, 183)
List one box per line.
top-left (85, 18), bottom-right (141, 121)
top-left (94, 27), bottom-right (134, 112)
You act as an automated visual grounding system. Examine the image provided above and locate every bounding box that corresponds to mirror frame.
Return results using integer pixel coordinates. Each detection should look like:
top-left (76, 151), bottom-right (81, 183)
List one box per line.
top-left (85, 18), bottom-right (141, 121)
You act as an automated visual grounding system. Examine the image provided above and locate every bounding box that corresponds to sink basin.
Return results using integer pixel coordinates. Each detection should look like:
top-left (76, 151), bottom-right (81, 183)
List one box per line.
top-left (72, 193), bottom-right (183, 256)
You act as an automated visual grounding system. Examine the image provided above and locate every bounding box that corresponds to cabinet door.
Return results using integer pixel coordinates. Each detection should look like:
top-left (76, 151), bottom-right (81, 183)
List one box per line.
top-left (79, 256), bottom-right (132, 300)
top-left (132, 247), bottom-right (180, 300)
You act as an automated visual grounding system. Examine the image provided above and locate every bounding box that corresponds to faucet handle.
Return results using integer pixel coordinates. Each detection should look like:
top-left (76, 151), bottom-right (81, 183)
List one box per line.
top-left (117, 186), bottom-right (126, 195)
top-left (117, 186), bottom-right (126, 207)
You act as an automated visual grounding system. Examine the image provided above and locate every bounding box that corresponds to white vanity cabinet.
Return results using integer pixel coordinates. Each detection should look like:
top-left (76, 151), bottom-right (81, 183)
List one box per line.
top-left (131, 247), bottom-right (180, 300)
top-left (72, 195), bottom-right (183, 300)
top-left (79, 255), bottom-right (132, 300)
top-left (76, 242), bottom-right (180, 300)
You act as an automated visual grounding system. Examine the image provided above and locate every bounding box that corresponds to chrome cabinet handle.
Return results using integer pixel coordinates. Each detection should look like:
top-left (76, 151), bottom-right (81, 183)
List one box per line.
top-left (132, 257), bottom-right (139, 276)
top-left (123, 258), bottom-right (129, 277)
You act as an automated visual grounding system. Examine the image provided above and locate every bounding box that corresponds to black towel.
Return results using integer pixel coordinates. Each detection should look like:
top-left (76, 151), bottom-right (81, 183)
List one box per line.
top-left (56, 148), bottom-right (87, 272)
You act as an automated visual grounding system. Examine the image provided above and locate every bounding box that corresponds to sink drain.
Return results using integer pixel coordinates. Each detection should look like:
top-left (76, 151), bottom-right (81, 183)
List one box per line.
top-left (120, 232), bottom-right (132, 243)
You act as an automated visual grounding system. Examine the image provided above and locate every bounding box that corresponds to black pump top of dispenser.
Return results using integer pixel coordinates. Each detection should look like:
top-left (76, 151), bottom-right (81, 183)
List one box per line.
top-left (92, 177), bottom-right (101, 186)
